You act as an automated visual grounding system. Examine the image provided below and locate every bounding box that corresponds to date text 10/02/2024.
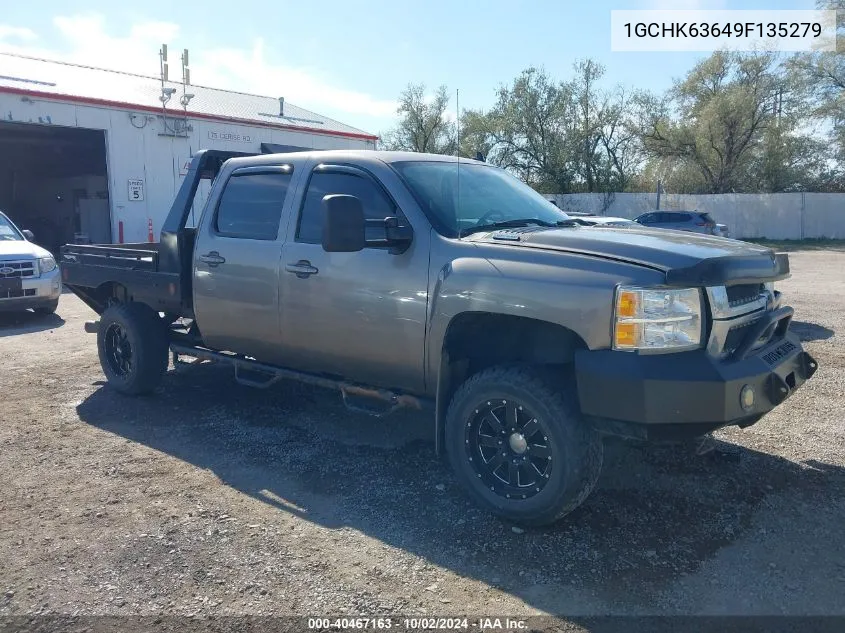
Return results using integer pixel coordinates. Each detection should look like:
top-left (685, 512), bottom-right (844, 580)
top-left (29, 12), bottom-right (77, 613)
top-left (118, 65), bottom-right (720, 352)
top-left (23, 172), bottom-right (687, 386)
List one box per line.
top-left (307, 618), bottom-right (528, 630)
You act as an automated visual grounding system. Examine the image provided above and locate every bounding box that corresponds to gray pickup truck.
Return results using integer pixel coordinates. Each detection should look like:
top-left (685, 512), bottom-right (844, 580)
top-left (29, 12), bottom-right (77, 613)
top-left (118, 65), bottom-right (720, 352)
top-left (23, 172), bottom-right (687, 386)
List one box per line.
top-left (60, 149), bottom-right (817, 525)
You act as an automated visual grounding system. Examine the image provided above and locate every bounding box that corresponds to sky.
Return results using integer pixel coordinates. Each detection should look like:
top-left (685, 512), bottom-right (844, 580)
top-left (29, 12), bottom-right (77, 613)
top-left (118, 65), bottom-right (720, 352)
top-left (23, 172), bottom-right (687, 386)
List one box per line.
top-left (0, 0), bottom-right (817, 137)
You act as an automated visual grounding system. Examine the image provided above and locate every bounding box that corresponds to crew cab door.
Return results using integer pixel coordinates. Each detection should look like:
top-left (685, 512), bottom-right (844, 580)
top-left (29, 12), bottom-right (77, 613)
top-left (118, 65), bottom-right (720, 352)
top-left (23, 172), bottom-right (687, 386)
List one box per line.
top-left (278, 163), bottom-right (429, 392)
top-left (192, 165), bottom-right (295, 361)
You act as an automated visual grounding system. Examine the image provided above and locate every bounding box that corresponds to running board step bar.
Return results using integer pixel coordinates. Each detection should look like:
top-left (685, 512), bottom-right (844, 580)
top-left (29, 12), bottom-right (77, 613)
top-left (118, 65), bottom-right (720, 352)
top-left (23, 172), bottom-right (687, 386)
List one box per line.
top-left (170, 344), bottom-right (432, 418)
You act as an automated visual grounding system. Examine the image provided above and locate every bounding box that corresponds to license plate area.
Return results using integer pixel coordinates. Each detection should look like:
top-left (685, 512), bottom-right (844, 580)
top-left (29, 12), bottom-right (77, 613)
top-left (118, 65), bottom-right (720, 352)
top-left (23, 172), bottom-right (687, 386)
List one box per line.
top-left (760, 339), bottom-right (798, 367)
top-left (0, 277), bottom-right (23, 294)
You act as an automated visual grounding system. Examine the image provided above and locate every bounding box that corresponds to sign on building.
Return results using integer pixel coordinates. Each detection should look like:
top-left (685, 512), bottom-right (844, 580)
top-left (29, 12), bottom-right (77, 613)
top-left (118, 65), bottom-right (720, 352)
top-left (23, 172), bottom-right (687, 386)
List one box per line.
top-left (208, 130), bottom-right (252, 143)
top-left (128, 179), bottom-right (145, 202)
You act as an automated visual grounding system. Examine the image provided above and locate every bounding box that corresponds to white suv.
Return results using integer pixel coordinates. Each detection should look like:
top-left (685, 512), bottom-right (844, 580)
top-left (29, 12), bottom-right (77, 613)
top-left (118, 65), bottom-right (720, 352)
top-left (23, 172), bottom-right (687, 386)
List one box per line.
top-left (0, 211), bottom-right (61, 315)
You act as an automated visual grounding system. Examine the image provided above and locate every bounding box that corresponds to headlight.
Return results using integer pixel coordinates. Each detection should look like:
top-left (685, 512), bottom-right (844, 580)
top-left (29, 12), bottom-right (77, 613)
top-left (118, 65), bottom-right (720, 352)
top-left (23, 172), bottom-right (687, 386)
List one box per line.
top-left (38, 256), bottom-right (57, 274)
top-left (613, 286), bottom-right (703, 351)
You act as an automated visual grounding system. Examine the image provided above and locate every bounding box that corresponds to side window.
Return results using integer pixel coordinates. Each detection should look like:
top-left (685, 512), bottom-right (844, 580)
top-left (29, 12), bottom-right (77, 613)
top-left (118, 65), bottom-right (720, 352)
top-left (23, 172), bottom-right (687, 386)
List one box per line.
top-left (639, 213), bottom-right (655, 224)
top-left (214, 171), bottom-right (292, 240)
top-left (297, 171), bottom-right (396, 244)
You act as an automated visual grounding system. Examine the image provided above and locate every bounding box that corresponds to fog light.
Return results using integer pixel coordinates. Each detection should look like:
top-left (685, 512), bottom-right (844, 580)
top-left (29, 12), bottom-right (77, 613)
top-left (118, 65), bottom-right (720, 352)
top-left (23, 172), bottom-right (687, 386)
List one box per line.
top-left (740, 384), bottom-right (756, 411)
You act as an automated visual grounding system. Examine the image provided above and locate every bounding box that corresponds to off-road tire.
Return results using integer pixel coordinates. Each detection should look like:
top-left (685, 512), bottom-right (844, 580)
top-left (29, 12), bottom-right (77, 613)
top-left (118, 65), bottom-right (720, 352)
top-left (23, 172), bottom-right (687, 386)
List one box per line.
top-left (97, 302), bottom-right (169, 395)
top-left (445, 364), bottom-right (603, 526)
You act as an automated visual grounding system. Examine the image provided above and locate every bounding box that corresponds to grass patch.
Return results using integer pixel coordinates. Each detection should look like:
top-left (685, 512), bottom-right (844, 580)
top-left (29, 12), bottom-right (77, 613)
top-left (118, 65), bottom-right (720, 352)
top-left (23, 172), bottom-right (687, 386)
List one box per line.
top-left (743, 238), bottom-right (845, 252)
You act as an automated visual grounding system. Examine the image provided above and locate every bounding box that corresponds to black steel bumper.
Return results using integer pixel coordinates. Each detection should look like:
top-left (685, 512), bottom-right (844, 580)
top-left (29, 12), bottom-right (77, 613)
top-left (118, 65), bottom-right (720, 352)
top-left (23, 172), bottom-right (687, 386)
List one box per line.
top-left (574, 332), bottom-right (817, 440)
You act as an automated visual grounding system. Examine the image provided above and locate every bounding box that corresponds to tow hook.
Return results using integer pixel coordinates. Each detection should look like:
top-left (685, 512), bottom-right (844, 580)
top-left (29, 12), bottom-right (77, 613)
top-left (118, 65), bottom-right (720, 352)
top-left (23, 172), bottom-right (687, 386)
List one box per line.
top-left (84, 320), bottom-right (99, 334)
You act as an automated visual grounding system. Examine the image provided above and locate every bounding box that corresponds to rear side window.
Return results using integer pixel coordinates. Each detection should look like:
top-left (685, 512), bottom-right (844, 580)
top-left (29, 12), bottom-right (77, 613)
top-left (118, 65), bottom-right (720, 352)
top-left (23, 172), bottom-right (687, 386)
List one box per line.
top-left (699, 213), bottom-right (715, 223)
top-left (297, 171), bottom-right (396, 244)
top-left (673, 213), bottom-right (692, 222)
top-left (215, 171), bottom-right (292, 240)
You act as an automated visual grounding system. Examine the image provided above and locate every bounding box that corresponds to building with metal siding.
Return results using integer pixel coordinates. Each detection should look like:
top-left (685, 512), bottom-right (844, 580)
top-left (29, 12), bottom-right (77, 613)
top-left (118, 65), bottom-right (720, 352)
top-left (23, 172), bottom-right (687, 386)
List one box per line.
top-left (0, 53), bottom-right (378, 250)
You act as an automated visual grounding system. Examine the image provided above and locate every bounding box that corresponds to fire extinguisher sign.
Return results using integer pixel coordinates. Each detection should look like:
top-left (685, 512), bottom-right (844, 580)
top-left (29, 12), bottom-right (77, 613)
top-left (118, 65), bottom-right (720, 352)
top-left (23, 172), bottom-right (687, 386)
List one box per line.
top-left (128, 179), bottom-right (145, 201)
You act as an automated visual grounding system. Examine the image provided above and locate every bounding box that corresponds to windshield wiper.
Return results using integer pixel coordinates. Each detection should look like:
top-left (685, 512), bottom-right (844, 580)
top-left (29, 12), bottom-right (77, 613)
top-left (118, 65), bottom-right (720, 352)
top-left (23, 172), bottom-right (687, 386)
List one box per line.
top-left (459, 218), bottom-right (577, 237)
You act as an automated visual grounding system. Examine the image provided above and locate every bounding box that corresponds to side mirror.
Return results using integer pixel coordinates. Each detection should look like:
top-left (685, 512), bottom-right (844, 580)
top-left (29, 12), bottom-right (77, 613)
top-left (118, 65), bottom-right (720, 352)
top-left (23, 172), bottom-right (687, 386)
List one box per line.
top-left (22, 229), bottom-right (35, 241)
top-left (322, 194), bottom-right (365, 253)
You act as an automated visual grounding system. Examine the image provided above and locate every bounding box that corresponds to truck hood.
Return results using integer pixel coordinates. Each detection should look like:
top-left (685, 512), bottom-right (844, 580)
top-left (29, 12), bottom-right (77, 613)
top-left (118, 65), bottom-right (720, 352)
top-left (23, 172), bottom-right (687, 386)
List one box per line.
top-left (0, 239), bottom-right (52, 260)
top-left (469, 226), bottom-right (789, 286)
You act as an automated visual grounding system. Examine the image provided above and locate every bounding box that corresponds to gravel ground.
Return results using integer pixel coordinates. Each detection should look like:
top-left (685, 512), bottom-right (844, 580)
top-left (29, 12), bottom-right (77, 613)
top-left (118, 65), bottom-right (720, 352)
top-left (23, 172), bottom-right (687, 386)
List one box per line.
top-left (0, 250), bottom-right (843, 619)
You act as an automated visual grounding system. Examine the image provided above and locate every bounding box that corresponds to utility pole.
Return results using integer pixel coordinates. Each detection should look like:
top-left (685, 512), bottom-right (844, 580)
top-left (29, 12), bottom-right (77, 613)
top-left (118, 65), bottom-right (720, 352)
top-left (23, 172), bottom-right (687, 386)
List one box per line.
top-left (656, 179), bottom-right (662, 210)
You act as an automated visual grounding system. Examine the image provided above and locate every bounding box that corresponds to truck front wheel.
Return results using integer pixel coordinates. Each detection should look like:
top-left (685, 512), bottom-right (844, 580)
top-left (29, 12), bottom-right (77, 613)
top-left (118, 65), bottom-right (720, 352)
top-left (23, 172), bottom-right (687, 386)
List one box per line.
top-left (445, 365), bottom-right (603, 526)
top-left (97, 302), bottom-right (169, 395)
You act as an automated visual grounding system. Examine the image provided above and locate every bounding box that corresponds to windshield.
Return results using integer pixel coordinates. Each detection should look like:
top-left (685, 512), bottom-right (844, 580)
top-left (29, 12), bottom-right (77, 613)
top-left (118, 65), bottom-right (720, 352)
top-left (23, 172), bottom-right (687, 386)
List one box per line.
top-left (0, 214), bottom-right (24, 241)
top-left (392, 161), bottom-right (570, 237)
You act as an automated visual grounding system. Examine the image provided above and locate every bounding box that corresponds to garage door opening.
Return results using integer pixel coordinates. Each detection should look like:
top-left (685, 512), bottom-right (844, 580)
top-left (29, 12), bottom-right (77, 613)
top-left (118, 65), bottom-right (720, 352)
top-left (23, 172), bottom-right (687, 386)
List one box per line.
top-left (0, 121), bottom-right (110, 256)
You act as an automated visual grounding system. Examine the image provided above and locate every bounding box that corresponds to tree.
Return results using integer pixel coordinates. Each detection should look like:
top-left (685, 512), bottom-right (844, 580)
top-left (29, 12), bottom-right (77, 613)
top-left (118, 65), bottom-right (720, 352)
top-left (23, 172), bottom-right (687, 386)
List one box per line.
top-left (571, 59), bottom-right (605, 192)
top-left (568, 60), bottom-right (644, 192)
top-left (634, 156), bottom-right (710, 194)
top-left (380, 84), bottom-right (456, 154)
top-left (644, 53), bottom-right (772, 192)
top-left (460, 62), bottom-right (643, 193)
top-left (785, 0), bottom-right (845, 172)
top-left (638, 50), bottom-right (832, 194)
top-left (460, 67), bottom-right (577, 192)
top-left (639, 51), bottom-right (780, 194)
top-left (596, 87), bottom-right (645, 191)
top-left (749, 124), bottom-right (831, 192)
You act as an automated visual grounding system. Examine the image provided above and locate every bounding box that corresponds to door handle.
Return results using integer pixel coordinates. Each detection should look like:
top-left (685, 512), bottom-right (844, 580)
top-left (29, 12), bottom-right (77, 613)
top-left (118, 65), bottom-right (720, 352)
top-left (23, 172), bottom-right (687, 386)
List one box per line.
top-left (199, 251), bottom-right (226, 266)
top-left (285, 260), bottom-right (319, 278)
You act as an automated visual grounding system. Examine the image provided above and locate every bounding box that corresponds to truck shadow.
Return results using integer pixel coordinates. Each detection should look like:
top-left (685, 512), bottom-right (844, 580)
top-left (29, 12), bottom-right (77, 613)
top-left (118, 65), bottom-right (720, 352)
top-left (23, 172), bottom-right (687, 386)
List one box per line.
top-left (790, 320), bottom-right (834, 342)
top-left (76, 362), bottom-right (845, 615)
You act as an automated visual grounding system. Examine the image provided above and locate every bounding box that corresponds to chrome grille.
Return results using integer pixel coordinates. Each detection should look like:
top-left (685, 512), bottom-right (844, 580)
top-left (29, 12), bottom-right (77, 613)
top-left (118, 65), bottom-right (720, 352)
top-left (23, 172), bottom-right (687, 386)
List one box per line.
top-left (706, 285), bottom-right (776, 358)
top-left (726, 283), bottom-right (764, 308)
top-left (0, 260), bottom-right (36, 279)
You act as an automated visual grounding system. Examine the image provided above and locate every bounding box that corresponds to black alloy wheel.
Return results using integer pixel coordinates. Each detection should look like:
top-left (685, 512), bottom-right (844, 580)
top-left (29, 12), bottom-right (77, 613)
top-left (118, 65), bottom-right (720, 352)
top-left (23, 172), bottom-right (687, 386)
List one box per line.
top-left (445, 365), bottom-right (604, 526)
top-left (104, 322), bottom-right (133, 377)
top-left (465, 398), bottom-right (553, 500)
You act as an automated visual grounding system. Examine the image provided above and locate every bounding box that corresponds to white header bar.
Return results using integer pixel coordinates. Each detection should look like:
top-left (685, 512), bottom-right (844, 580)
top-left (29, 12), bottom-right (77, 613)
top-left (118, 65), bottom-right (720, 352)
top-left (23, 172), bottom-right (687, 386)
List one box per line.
top-left (611, 10), bottom-right (836, 52)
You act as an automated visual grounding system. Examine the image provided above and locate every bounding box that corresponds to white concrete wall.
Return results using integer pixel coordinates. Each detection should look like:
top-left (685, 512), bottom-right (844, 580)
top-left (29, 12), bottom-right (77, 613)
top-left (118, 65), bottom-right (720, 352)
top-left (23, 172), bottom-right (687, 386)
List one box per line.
top-left (544, 192), bottom-right (845, 240)
top-left (0, 92), bottom-right (375, 243)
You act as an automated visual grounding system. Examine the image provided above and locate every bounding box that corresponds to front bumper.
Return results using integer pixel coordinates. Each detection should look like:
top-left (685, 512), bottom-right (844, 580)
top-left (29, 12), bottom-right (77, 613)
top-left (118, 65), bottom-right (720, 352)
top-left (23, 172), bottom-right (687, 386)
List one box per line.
top-left (0, 267), bottom-right (62, 311)
top-left (574, 331), bottom-right (817, 440)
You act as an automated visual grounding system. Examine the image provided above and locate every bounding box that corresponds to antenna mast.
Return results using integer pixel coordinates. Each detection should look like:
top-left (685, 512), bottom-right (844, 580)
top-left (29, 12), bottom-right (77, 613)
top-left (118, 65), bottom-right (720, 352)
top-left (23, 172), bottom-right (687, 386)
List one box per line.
top-left (159, 44), bottom-right (170, 108)
top-left (456, 88), bottom-right (460, 221)
top-left (179, 48), bottom-right (194, 127)
top-left (456, 88), bottom-right (460, 157)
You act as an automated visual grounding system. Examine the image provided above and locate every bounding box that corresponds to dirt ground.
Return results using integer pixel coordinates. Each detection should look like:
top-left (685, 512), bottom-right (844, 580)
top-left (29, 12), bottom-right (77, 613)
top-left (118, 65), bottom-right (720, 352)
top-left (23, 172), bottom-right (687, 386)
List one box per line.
top-left (0, 250), bottom-right (843, 620)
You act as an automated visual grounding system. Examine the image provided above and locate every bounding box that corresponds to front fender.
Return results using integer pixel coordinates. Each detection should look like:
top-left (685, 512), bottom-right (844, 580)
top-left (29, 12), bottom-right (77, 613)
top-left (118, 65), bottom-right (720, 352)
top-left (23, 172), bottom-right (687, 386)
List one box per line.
top-left (425, 249), bottom-right (665, 454)
top-left (426, 251), bottom-right (664, 386)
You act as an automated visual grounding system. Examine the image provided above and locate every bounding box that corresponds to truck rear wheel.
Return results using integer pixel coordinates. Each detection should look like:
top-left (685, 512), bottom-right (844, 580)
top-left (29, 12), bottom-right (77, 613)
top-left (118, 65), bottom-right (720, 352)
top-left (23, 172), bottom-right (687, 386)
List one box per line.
top-left (445, 365), bottom-right (603, 526)
top-left (97, 302), bottom-right (169, 395)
